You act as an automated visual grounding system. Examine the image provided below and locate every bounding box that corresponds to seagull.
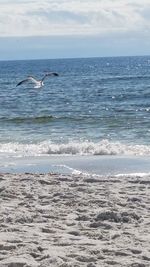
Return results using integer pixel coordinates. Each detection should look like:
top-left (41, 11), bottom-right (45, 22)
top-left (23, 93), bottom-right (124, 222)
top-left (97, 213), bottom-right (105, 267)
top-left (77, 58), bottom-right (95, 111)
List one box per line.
top-left (16, 72), bottom-right (59, 88)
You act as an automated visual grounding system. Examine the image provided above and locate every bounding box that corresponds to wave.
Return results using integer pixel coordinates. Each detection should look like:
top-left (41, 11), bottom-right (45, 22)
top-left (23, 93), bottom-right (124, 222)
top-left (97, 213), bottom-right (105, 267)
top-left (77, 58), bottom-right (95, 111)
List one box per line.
top-left (0, 140), bottom-right (150, 156)
top-left (99, 74), bottom-right (150, 82)
top-left (0, 115), bottom-right (54, 124)
top-left (0, 115), bottom-right (89, 124)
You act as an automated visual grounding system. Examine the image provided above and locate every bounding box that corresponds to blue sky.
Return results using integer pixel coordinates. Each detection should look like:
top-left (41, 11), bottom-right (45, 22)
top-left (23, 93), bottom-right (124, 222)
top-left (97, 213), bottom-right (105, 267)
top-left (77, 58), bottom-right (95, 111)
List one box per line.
top-left (0, 0), bottom-right (150, 60)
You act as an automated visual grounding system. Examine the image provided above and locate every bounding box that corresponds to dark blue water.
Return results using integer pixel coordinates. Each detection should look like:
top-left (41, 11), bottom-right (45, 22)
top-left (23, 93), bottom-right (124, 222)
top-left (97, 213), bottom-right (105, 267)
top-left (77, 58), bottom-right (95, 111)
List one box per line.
top-left (0, 56), bottom-right (150, 156)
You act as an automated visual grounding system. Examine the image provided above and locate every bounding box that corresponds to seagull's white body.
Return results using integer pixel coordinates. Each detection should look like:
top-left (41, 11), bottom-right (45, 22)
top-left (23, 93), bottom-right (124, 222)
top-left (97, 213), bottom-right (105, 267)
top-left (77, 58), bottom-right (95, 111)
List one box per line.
top-left (16, 72), bottom-right (59, 88)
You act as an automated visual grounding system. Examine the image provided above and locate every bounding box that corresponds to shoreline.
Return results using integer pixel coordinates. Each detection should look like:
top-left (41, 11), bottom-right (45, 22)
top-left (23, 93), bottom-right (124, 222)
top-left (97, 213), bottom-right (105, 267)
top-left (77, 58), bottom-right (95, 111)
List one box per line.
top-left (1, 154), bottom-right (150, 176)
top-left (0, 171), bottom-right (150, 266)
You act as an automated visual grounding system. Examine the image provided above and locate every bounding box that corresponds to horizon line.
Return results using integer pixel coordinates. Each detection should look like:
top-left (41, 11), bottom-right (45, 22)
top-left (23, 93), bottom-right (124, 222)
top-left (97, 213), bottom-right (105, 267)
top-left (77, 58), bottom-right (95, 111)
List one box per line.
top-left (0, 54), bottom-right (150, 62)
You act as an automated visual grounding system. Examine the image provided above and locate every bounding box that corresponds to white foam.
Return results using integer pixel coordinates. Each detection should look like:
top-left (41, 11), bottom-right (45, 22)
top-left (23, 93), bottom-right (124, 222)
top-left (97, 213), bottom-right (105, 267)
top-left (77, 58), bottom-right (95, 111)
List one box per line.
top-left (115, 172), bottom-right (150, 178)
top-left (0, 139), bottom-right (150, 156)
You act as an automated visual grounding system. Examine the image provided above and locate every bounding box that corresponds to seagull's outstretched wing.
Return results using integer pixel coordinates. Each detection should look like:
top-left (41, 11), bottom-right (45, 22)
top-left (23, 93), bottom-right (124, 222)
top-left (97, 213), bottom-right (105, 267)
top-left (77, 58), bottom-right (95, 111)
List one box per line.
top-left (16, 78), bottom-right (30, 87)
top-left (41, 72), bottom-right (59, 81)
top-left (16, 76), bottom-right (39, 87)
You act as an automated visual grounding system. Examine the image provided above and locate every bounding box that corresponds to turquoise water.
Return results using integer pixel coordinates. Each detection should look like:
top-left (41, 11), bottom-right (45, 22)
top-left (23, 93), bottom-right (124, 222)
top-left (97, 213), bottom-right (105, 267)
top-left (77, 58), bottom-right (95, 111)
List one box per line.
top-left (0, 56), bottom-right (150, 157)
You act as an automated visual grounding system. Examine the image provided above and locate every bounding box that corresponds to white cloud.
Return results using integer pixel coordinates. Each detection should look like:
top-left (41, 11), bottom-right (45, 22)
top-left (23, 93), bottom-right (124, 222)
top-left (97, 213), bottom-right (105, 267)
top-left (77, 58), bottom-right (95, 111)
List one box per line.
top-left (0, 0), bottom-right (150, 37)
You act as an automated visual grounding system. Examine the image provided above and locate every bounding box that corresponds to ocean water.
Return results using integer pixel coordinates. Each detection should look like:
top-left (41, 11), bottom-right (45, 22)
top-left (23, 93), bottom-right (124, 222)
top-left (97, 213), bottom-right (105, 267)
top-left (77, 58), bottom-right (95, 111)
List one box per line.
top-left (0, 56), bottom-right (150, 174)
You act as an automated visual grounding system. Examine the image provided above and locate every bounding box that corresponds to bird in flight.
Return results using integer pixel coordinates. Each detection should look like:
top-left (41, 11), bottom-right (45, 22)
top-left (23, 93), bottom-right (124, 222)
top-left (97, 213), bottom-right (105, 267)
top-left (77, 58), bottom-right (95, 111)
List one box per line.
top-left (16, 72), bottom-right (59, 88)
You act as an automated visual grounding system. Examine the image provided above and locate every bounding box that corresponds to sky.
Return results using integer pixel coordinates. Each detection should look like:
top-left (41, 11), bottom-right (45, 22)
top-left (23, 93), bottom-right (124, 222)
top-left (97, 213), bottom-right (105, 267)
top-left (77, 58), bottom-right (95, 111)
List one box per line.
top-left (0, 0), bottom-right (150, 60)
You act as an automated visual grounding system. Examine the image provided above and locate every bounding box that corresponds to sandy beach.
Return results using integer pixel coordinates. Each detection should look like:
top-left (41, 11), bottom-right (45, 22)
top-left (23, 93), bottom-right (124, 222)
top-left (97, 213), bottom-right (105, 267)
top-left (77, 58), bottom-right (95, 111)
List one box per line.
top-left (0, 171), bottom-right (150, 267)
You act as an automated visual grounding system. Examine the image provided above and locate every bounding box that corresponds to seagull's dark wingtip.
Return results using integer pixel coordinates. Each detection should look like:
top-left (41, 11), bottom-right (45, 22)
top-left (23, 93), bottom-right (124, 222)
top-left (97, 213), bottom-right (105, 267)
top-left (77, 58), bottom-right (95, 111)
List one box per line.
top-left (46, 72), bottom-right (59, 76)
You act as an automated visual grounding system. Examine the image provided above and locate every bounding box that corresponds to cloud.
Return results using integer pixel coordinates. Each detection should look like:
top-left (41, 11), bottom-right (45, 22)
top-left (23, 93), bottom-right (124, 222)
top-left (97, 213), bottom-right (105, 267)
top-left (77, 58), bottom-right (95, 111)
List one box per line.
top-left (0, 0), bottom-right (150, 37)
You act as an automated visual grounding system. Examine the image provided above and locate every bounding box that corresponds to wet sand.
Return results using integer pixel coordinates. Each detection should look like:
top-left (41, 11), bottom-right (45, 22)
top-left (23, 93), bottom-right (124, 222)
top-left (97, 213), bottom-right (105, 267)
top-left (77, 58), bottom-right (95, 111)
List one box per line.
top-left (0, 172), bottom-right (150, 267)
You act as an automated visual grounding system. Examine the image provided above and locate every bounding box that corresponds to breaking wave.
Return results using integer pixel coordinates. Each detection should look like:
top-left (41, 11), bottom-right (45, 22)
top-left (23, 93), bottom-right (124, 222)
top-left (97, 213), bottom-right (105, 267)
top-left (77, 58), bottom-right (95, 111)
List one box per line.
top-left (0, 140), bottom-right (150, 156)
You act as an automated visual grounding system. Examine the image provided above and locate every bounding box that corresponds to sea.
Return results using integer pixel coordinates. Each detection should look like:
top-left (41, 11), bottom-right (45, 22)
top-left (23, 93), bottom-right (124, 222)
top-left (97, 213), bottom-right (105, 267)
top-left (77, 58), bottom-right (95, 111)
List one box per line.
top-left (0, 56), bottom-right (150, 175)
